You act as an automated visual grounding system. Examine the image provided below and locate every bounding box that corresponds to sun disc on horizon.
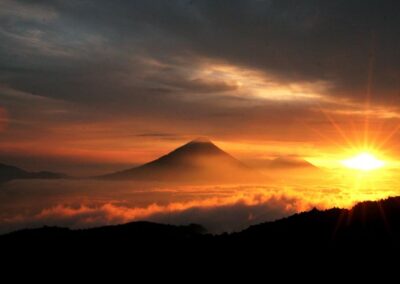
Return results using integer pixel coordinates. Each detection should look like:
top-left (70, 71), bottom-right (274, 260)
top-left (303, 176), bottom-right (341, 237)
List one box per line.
top-left (342, 152), bottom-right (385, 171)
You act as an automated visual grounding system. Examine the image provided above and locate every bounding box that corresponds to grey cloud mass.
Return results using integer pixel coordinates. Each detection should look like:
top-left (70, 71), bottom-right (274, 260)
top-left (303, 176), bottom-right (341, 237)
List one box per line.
top-left (2, 0), bottom-right (400, 104)
top-left (1, 0), bottom-right (400, 172)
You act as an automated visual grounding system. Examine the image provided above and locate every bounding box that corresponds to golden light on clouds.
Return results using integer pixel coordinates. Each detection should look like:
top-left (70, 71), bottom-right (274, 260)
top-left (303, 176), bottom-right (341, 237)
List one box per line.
top-left (194, 61), bottom-right (329, 101)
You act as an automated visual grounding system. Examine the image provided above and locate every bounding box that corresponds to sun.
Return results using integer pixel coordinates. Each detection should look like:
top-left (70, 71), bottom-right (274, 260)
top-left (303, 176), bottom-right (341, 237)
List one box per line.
top-left (342, 152), bottom-right (385, 171)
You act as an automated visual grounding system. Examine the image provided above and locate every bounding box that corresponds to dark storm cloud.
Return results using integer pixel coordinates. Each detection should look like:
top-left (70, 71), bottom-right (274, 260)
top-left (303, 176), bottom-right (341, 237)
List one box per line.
top-left (2, 0), bottom-right (400, 170)
top-left (2, 0), bottom-right (400, 106)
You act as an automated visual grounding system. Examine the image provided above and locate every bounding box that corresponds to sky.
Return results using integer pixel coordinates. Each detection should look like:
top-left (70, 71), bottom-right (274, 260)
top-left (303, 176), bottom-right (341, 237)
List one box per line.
top-left (1, 0), bottom-right (400, 175)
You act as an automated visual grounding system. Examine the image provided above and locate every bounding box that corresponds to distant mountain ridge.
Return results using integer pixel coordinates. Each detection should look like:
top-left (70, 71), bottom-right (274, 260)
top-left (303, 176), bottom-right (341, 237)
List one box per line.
top-left (100, 138), bottom-right (261, 183)
top-left (267, 157), bottom-right (317, 169)
top-left (245, 156), bottom-right (318, 172)
top-left (0, 163), bottom-right (67, 183)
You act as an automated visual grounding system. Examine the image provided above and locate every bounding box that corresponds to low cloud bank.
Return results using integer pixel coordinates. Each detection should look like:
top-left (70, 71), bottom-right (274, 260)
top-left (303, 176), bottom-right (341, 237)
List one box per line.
top-left (0, 194), bottom-right (310, 234)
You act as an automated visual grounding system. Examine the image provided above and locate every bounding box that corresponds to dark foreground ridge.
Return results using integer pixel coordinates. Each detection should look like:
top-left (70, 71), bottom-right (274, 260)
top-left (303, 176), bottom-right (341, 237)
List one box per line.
top-left (3, 196), bottom-right (400, 256)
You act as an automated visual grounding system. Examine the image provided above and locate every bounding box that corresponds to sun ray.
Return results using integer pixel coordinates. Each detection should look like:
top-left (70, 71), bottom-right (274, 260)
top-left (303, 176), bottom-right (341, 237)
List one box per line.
top-left (376, 122), bottom-right (400, 151)
top-left (364, 31), bottom-right (376, 150)
top-left (317, 104), bottom-right (356, 150)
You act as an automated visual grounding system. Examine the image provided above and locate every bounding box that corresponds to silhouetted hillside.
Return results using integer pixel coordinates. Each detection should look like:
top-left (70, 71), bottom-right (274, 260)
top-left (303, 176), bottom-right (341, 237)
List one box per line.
top-left (0, 222), bottom-right (206, 244)
top-left (0, 163), bottom-right (67, 183)
top-left (3, 196), bottom-right (400, 255)
top-left (100, 138), bottom-right (261, 183)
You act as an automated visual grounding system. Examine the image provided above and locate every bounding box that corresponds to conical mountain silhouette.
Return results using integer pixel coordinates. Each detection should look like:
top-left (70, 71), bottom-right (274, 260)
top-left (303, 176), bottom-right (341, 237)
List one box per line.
top-left (101, 138), bottom-right (259, 182)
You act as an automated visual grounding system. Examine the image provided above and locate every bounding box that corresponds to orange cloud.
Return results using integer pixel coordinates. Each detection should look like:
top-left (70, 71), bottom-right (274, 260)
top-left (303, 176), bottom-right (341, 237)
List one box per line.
top-left (1, 193), bottom-right (312, 234)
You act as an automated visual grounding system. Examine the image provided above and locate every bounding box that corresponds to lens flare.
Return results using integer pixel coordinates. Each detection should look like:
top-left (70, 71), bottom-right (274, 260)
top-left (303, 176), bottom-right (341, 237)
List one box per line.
top-left (342, 152), bottom-right (385, 171)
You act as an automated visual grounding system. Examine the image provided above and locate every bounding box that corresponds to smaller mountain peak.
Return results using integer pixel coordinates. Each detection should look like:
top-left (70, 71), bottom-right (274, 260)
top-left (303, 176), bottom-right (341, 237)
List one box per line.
top-left (191, 137), bottom-right (212, 144)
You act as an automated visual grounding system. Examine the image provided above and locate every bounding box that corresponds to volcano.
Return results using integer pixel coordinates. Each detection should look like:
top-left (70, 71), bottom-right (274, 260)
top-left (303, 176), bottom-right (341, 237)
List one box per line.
top-left (100, 138), bottom-right (260, 183)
